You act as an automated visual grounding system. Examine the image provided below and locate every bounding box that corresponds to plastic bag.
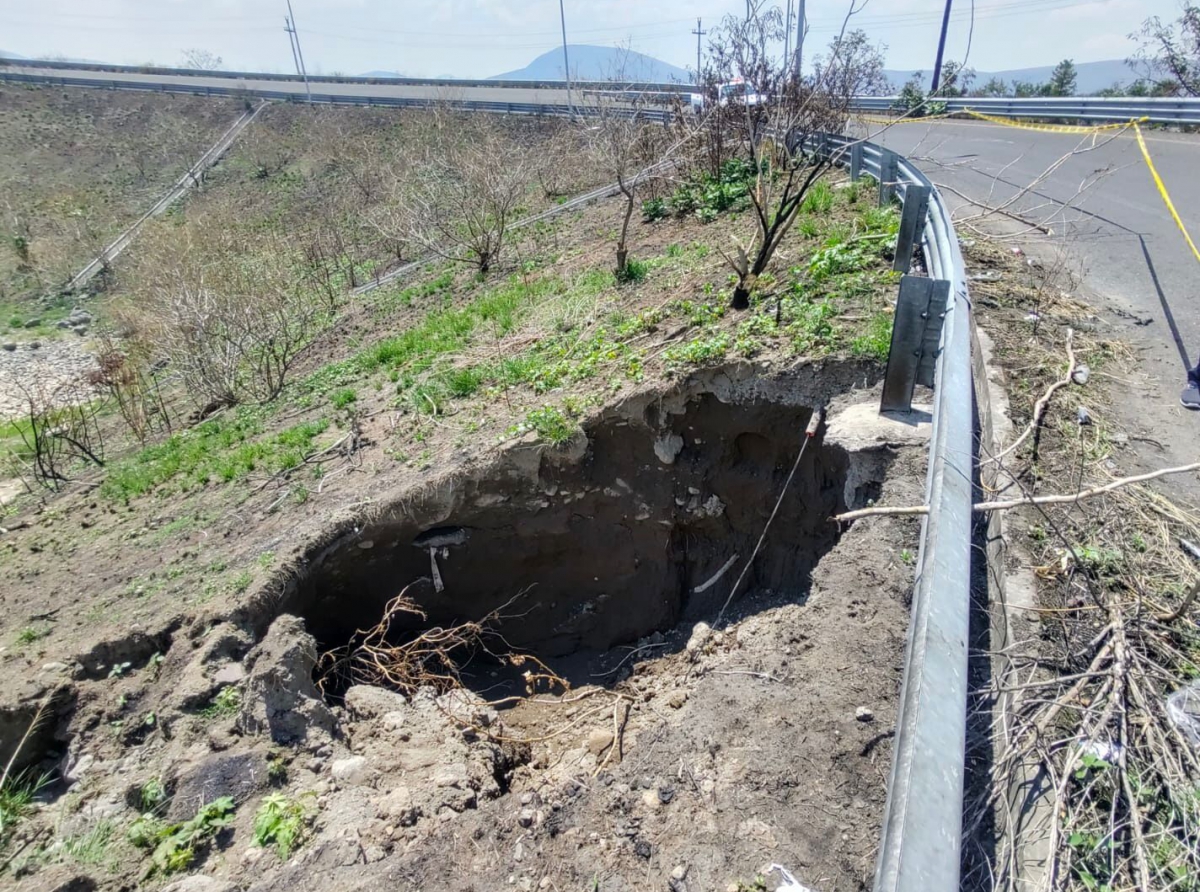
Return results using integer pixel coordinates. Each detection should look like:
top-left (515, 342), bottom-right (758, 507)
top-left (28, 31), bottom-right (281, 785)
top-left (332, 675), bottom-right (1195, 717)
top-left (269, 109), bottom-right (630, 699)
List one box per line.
top-left (767, 865), bottom-right (818, 892)
top-left (1167, 681), bottom-right (1200, 746)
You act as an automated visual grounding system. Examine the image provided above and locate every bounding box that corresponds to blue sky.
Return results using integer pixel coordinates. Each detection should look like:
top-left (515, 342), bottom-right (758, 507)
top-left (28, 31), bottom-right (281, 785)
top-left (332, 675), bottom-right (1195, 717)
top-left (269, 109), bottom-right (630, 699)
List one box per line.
top-left (0, 0), bottom-right (1181, 77)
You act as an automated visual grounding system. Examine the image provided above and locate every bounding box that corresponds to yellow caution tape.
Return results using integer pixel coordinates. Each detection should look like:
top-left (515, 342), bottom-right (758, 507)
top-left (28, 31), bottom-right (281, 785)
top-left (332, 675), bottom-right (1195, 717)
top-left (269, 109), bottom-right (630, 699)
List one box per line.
top-left (1133, 122), bottom-right (1200, 265)
top-left (962, 108), bottom-right (1147, 133)
top-left (856, 112), bottom-right (953, 125)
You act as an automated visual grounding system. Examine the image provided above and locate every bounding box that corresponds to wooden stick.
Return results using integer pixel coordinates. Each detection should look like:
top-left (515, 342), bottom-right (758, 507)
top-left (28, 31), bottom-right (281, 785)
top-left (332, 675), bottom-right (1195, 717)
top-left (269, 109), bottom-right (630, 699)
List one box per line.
top-left (986, 329), bottom-right (1076, 466)
top-left (832, 462), bottom-right (1200, 523)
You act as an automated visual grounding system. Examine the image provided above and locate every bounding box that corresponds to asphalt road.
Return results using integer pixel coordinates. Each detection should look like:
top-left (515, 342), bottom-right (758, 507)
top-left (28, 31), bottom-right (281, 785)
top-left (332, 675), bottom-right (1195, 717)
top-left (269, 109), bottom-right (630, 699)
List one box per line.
top-left (9, 63), bottom-right (576, 106)
top-left (858, 117), bottom-right (1199, 477)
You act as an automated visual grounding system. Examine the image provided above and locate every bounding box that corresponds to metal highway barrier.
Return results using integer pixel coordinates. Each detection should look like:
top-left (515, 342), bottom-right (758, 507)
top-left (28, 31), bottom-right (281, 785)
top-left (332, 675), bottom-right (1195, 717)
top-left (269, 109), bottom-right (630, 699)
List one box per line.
top-left (0, 71), bottom-right (671, 122)
top-left (0, 56), bottom-right (693, 93)
top-left (802, 132), bottom-right (975, 892)
top-left (850, 94), bottom-right (1200, 125)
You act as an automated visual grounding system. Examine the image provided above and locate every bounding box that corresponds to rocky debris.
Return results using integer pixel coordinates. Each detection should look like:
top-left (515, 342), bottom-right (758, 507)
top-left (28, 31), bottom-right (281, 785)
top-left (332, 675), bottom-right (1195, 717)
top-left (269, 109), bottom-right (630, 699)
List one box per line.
top-left (55, 308), bottom-right (93, 336)
top-left (685, 622), bottom-right (712, 654)
top-left (653, 432), bottom-right (684, 464)
top-left (236, 615), bottom-right (334, 746)
top-left (331, 755), bottom-right (374, 786)
top-left (586, 729), bottom-right (615, 756)
top-left (0, 338), bottom-right (97, 420)
top-left (163, 877), bottom-right (240, 892)
top-left (173, 623), bottom-right (253, 709)
top-left (855, 706), bottom-right (875, 723)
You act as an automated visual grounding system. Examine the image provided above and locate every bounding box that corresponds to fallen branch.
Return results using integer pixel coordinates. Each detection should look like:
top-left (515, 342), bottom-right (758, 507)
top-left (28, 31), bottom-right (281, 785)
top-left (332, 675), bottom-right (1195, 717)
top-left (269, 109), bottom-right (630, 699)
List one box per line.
top-left (986, 328), bottom-right (1076, 466)
top-left (832, 462), bottom-right (1200, 523)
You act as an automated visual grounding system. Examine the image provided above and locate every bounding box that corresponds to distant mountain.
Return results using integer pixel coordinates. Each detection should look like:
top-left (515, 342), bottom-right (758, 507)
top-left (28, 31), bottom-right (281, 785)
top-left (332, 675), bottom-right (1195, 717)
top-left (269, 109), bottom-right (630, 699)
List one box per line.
top-left (492, 45), bottom-right (692, 84)
top-left (0, 50), bottom-right (27, 60)
top-left (882, 59), bottom-right (1140, 96)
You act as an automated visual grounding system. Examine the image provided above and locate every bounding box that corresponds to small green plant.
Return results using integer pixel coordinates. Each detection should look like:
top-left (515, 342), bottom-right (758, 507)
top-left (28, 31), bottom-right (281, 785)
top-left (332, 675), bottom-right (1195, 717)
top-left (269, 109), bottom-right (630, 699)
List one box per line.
top-left (62, 819), bottom-right (117, 865)
top-left (15, 626), bottom-right (47, 645)
top-left (518, 406), bottom-right (576, 446)
top-left (107, 661), bottom-right (132, 679)
top-left (253, 792), bottom-right (313, 859)
top-left (641, 197), bottom-right (668, 221)
top-left (266, 752), bottom-right (288, 786)
top-left (330, 388), bottom-right (357, 410)
top-left (129, 796), bottom-right (235, 876)
top-left (139, 778), bottom-right (167, 812)
top-left (0, 769), bottom-right (50, 845)
top-left (900, 548), bottom-right (915, 565)
top-left (616, 259), bottom-right (648, 284)
top-left (201, 686), bottom-right (241, 720)
top-left (797, 216), bottom-right (821, 238)
top-left (229, 570), bottom-right (253, 595)
top-left (664, 332), bottom-right (731, 368)
top-left (801, 180), bottom-right (834, 215)
top-left (850, 310), bottom-right (894, 362)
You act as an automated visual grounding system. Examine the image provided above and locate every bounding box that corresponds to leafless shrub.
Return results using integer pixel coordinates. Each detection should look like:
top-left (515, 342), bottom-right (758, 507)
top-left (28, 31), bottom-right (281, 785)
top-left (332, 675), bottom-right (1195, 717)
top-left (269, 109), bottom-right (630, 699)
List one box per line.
top-left (122, 217), bottom-right (332, 409)
top-left (12, 377), bottom-right (105, 490)
top-left (403, 115), bottom-right (531, 274)
top-left (87, 329), bottom-right (172, 444)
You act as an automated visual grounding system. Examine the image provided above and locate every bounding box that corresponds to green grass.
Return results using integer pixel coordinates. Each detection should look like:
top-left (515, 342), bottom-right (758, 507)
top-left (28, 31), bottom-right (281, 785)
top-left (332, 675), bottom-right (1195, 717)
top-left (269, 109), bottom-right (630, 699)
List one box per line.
top-left (101, 412), bottom-right (330, 500)
top-left (15, 626), bottom-right (48, 646)
top-left (0, 769), bottom-right (50, 846)
top-left (330, 388), bottom-right (357, 410)
top-left (801, 180), bottom-right (835, 215)
top-left (850, 310), bottom-right (894, 361)
top-left (664, 332), bottom-right (731, 368)
top-left (200, 686), bottom-right (242, 720)
top-left (513, 406), bottom-right (577, 445)
top-left (61, 820), bottom-right (117, 866)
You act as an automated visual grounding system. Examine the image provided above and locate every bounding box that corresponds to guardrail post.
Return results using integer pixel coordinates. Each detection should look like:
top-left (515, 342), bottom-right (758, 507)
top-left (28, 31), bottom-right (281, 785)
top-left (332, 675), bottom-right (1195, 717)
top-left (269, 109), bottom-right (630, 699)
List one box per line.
top-left (850, 143), bottom-right (863, 181)
top-left (879, 150), bottom-right (899, 206)
top-left (893, 184), bottom-right (931, 273)
top-left (881, 275), bottom-right (949, 413)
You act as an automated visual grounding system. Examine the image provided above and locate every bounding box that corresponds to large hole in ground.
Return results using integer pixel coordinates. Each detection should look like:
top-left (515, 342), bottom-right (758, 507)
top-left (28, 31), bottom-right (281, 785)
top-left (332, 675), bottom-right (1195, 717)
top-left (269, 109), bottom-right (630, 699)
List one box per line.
top-left (293, 384), bottom-right (867, 696)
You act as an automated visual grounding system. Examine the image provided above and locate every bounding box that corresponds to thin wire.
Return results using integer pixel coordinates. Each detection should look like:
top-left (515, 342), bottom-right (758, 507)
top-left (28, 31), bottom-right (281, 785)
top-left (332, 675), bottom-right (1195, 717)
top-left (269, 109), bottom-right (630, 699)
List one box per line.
top-left (715, 409), bottom-right (825, 627)
top-left (961, 0), bottom-right (976, 71)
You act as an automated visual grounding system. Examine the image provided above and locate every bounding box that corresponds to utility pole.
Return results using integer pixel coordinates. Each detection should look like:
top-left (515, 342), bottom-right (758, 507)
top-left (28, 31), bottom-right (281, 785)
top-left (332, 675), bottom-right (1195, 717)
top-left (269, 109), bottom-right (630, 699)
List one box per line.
top-left (793, 0), bottom-right (805, 83)
top-left (284, 17), bottom-right (301, 78)
top-left (558, 0), bottom-right (573, 116)
top-left (929, 0), bottom-right (954, 94)
top-left (691, 18), bottom-right (706, 86)
top-left (783, 0), bottom-right (792, 72)
top-left (285, 0), bottom-right (312, 103)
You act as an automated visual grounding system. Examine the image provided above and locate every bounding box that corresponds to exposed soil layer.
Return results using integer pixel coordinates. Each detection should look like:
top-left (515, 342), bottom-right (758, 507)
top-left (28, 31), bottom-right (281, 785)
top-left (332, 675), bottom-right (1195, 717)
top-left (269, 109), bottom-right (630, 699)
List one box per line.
top-left (296, 393), bottom-right (853, 675)
top-left (2, 365), bottom-right (928, 892)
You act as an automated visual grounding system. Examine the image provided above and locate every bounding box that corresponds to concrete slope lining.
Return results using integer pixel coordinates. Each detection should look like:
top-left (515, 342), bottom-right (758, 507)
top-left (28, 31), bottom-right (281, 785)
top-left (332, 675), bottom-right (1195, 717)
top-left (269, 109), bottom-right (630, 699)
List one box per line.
top-left (65, 101), bottom-right (267, 292)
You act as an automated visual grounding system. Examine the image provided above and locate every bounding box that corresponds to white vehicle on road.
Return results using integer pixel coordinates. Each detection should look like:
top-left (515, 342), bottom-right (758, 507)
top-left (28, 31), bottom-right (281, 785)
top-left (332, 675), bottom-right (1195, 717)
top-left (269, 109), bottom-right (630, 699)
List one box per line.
top-left (689, 77), bottom-right (766, 112)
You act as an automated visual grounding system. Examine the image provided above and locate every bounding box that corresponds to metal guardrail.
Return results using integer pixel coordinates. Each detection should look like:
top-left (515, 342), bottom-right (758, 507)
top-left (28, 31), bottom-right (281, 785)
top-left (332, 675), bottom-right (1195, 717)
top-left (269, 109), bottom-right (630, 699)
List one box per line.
top-left (810, 133), bottom-right (974, 892)
top-left (0, 57), bottom-right (694, 93)
top-left (850, 94), bottom-right (1200, 125)
top-left (0, 71), bottom-right (671, 122)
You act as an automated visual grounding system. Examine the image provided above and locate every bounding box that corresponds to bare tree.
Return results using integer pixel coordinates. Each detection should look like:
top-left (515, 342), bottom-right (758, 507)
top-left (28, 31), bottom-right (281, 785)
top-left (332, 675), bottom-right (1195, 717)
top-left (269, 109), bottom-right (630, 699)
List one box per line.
top-left (404, 116), bottom-right (530, 274)
top-left (13, 377), bottom-right (106, 490)
top-left (700, 2), bottom-right (857, 308)
top-left (180, 49), bottom-right (224, 71)
top-left (1131, 3), bottom-right (1200, 96)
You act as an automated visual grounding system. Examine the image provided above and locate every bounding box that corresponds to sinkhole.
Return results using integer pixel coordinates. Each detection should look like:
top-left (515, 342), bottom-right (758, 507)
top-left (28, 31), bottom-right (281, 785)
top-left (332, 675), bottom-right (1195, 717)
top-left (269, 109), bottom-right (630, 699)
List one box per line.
top-left (288, 370), bottom-right (892, 695)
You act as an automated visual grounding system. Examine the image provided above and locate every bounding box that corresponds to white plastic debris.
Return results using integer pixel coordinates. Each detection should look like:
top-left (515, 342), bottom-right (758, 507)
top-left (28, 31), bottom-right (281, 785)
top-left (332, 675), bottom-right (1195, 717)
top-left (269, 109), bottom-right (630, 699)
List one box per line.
top-left (1072, 364), bottom-right (1091, 386)
top-left (767, 865), bottom-right (818, 892)
top-left (1167, 681), bottom-right (1200, 747)
top-left (1079, 738), bottom-right (1122, 763)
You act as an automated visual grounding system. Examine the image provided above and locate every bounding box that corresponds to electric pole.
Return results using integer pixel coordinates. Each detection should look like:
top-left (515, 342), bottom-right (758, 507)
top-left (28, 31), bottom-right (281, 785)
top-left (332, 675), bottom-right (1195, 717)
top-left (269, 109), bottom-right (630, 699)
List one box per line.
top-left (783, 0), bottom-right (792, 72)
top-left (558, 0), bottom-right (573, 116)
top-left (793, 0), bottom-right (805, 83)
top-left (691, 18), bottom-right (706, 86)
top-left (285, 0), bottom-right (312, 103)
top-left (929, 0), bottom-right (953, 94)
top-left (284, 17), bottom-right (301, 78)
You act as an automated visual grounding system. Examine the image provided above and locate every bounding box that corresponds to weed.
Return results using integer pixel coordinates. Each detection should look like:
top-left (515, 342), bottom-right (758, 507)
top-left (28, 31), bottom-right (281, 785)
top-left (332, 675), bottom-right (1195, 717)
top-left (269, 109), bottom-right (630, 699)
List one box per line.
top-left (253, 792), bottom-right (313, 859)
top-left (15, 626), bottom-right (47, 646)
top-left (901, 548), bottom-right (916, 565)
top-left (850, 310), bottom-right (894, 362)
top-left (229, 570), bottom-right (253, 595)
top-left (61, 819), bottom-right (117, 865)
top-left (0, 769), bottom-right (50, 845)
top-left (665, 243), bottom-right (683, 258)
top-left (128, 796), bottom-right (235, 876)
top-left (664, 332), bottom-right (731, 368)
top-left (139, 778), bottom-right (167, 811)
top-left (641, 197), bottom-right (668, 221)
top-left (784, 296), bottom-right (838, 355)
top-left (200, 686), bottom-right (241, 720)
top-left (442, 366), bottom-right (485, 398)
top-left (798, 216), bottom-right (821, 238)
top-left (808, 243), bottom-right (870, 283)
top-left (616, 258), bottom-right (648, 284)
top-left (801, 179), bottom-right (834, 215)
top-left (266, 752), bottom-right (288, 786)
top-left (107, 661), bottom-right (132, 679)
top-left (517, 406), bottom-right (577, 446)
top-left (330, 388), bottom-right (357, 410)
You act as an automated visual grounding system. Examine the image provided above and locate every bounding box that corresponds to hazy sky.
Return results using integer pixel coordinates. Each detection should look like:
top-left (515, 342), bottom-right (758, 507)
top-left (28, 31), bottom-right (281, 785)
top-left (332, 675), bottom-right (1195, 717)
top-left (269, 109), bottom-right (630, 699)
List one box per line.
top-left (0, 0), bottom-right (1179, 77)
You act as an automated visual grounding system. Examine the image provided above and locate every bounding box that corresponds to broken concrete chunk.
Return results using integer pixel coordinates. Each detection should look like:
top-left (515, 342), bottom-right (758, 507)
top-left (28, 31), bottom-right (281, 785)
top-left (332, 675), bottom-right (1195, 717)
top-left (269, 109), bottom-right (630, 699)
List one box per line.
top-left (236, 614), bottom-right (334, 746)
top-left (331, 755), bottom-right (374, 786)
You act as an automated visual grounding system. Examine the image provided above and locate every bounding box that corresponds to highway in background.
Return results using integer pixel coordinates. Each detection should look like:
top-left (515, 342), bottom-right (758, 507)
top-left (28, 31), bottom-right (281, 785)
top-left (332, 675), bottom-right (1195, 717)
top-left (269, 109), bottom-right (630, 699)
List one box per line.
top-left (5, 62), bottom-right (578, 107)
top-left (860, 117), bottom-right (1199, 467)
